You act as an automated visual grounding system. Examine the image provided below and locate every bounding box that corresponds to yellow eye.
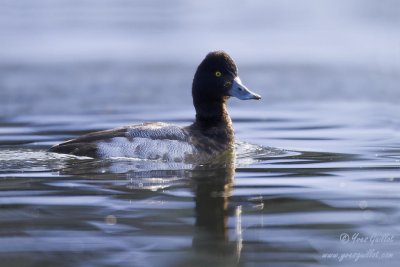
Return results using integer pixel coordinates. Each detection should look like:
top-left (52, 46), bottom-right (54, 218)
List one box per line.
top-left (215, 71), bottom-right (222, 77)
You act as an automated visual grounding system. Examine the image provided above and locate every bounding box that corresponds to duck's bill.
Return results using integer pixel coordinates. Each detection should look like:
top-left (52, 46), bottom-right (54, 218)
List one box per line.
top-left (229, 76), bottom-right (261, 100)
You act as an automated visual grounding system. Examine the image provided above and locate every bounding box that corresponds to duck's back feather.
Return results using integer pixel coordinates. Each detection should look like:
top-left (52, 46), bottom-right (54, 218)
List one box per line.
top-left (49, 122), bottom-right (195, 161)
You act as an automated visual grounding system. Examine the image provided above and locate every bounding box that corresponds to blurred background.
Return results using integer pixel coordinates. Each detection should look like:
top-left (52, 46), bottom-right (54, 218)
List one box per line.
top-left (0, 0), bottom-right (399, 116)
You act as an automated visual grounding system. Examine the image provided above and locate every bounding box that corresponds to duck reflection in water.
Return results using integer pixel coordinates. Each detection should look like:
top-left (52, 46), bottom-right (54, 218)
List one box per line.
top-left (191, 153), bottom-right (242, 264)
top-left (56, 151), bottom-right (242, 265)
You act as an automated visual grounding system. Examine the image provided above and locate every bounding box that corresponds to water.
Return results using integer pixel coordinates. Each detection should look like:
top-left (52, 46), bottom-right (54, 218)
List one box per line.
top-left (1, 0), bottom-right (400, 266)
top-left (1, 100), bottom-right (400, 267)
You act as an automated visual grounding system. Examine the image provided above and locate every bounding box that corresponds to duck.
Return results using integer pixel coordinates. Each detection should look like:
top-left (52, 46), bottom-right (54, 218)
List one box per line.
top-left (49, 51), bottom-right (261, 162)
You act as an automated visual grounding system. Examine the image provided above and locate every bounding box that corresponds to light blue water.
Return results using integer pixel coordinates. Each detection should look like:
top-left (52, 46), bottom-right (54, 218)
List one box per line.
top-left (1, 101), bottom-right (400, 267)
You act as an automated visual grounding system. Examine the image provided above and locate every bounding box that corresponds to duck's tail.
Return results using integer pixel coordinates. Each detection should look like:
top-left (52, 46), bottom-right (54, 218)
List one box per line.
top-left (49, 142), bottom-right (98, 158)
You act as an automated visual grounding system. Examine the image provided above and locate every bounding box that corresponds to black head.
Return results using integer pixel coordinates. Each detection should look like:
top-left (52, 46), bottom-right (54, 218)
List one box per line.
top-left (192, 51), bottom-right (261, 109)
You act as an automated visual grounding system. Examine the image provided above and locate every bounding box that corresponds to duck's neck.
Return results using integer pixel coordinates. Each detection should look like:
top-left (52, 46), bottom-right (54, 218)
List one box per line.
top-left (194, 98), bottom-right (231, 126)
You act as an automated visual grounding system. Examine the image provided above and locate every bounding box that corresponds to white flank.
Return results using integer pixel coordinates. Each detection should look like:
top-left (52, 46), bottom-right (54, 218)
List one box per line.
top-left (97, 137), bottom-right (195, 162)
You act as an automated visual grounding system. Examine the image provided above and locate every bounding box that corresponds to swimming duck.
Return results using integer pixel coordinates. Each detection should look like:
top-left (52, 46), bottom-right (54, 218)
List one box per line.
top-left (49, 51), bottom-right (261, 162)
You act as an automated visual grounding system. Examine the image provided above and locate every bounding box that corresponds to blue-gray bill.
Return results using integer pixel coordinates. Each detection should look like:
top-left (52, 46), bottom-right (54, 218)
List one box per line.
top-left (228, 76), bottom-right (261, 100)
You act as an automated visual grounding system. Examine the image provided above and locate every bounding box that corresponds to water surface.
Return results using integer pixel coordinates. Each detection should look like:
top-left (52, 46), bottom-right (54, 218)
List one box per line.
top-left (1, 101), bottom-right (399, 267)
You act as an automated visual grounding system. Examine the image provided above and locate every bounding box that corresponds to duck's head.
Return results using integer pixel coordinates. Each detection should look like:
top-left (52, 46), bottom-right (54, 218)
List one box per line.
top-left (192, 51), bottom-right (261, 106)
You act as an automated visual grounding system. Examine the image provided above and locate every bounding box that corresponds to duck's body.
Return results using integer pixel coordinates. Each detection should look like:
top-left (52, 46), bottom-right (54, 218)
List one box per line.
top-left (49, 51), bottom-right (260, 162)
top-left (49, 114), bottom-right (234, 162)
top-left (50, 122), bottom-right (194, 160)
top-left (49, 121), bottom-right (232, 162)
